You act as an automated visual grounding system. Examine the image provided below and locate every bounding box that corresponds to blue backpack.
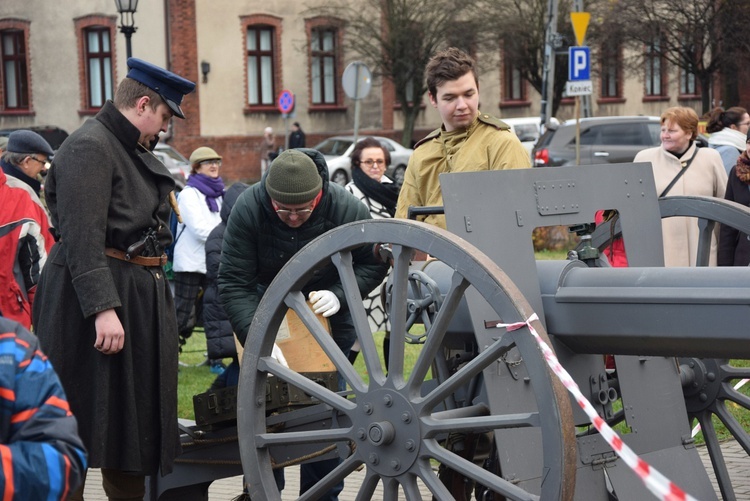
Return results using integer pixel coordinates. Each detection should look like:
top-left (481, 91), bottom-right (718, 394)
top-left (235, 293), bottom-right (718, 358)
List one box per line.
top-left (166, 200), bottom-right (185, 263)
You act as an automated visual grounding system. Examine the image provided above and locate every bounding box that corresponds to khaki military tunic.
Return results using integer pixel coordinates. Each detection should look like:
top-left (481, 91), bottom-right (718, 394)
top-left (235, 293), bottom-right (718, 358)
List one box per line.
top-left (396, 112), bottom-right (531, 229)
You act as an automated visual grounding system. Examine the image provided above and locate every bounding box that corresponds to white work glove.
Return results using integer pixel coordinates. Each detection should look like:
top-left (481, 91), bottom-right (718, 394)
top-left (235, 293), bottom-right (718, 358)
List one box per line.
top-left (271, 343), bottom-right (289, 368)
top-left (308, 290), bottom-right (341, 317)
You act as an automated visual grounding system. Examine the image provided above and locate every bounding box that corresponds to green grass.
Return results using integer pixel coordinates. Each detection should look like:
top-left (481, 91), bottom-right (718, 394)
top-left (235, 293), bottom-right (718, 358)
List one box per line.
top-left (176, 328), bottom-right (423, 419)
top-left (534, 248), bottom-right (570, 260)
top-left (177, 328), bottom-right (232, 419)
top-left (350, 330), bottom-right (424, 386)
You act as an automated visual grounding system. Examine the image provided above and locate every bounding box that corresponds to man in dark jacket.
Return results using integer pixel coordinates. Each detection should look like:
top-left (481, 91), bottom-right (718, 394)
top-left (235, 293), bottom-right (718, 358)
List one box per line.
top-left (204, 181), bottom-right (250, 389)
top-left (219, 148), bottom-right (387, 500)
top-left (288, 121), bottom-right (306, 149)
top-left (32, 58), bottom-right (195, 500)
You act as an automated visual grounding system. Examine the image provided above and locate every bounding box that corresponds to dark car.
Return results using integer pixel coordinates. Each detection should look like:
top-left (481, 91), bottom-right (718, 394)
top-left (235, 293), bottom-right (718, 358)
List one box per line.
top-left (533, 116), bottom-right (661, 167)
top-left (0, 125), bottom-right (69, 152)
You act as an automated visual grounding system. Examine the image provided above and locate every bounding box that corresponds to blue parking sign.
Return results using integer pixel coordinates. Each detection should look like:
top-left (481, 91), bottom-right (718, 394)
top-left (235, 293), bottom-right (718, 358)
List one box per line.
top-left (568, 47), bottom-right (590, 81)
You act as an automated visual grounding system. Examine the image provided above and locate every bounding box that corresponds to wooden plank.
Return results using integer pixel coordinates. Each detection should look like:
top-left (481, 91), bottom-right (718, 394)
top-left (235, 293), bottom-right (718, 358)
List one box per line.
top-left (235, 308), bottom-right (333, 372)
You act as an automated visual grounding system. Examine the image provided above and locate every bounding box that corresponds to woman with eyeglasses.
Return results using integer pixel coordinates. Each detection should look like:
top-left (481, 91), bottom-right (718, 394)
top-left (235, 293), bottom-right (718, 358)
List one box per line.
top-left (344, 137), bottom-right (400, 363)
top-left (173, 146), bottom-right (226, 373)
top-left (706, 106), bottom-right (750, 174)
top-left (345, 137), bottom-right (400, 218)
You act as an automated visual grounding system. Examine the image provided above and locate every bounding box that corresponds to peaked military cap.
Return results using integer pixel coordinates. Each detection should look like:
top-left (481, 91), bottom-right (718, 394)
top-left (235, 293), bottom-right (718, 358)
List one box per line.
top-left (126, 58), bottom-right (196, 119)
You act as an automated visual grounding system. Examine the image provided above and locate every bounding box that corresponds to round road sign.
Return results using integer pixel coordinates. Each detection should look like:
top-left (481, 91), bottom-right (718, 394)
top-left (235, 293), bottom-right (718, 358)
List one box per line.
top-left (277, 90), bottom-right (295, 114)
top-left (342, 62), bottom-right (372, 100)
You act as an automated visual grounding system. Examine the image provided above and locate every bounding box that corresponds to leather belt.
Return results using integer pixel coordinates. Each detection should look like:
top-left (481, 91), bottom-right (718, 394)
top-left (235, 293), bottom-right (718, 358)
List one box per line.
top-left (105, 248), bottom-right (167, 267)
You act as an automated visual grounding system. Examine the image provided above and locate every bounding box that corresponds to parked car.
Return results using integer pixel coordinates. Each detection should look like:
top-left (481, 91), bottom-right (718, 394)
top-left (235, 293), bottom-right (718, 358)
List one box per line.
top-left (313, 135), bottom-right (413, 186)
top-left (154, 142), bottom-right (191, 189)
top-left (502, 117), bottom-right (559, 159)
top-left (0, 125), bottom-right (69, 152)
top-left (533, 116), bottom-right (662, 167)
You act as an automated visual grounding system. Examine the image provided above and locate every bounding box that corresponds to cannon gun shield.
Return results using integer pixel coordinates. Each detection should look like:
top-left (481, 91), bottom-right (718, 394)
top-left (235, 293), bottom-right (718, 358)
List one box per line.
top-left (440, 165), bottom-right (750, 500)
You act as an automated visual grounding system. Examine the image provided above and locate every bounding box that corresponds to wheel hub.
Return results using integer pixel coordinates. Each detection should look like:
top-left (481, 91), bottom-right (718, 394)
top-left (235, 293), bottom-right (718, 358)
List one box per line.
top-left (680, 357), bottom-right (723, 413)
top-left (353, 388), bottom-right (420, 477)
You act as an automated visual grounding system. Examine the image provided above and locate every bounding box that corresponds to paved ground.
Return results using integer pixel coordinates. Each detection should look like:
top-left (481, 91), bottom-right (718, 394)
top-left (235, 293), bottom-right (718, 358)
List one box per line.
top-left (699, 439), bottom-right (750, 500)
top-left (85, 464), bottom-right (431, 500)
top-left (79, 439), bottom-right (748, 500)
top-left (84, 463), bottom-right (417, 500)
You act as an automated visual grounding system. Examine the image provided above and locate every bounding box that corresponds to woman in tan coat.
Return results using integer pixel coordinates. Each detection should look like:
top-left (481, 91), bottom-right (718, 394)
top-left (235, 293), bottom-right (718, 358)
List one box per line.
top-left (634, 107), bottom-right (727, 266)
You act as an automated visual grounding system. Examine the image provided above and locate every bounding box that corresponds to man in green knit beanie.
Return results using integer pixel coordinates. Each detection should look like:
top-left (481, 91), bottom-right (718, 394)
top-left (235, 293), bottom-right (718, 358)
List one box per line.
top-left (218, 148), bottom-right (387, 499)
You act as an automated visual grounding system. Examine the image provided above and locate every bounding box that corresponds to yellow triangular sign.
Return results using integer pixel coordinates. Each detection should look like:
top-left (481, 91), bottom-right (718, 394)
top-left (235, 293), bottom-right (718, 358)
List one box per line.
top-left (571, 12), bottom-right (590, 47)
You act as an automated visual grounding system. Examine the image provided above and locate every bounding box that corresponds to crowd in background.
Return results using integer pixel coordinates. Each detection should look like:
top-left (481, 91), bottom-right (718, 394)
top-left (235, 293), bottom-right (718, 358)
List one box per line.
top-left (4, 46), bottom-right (750, 499)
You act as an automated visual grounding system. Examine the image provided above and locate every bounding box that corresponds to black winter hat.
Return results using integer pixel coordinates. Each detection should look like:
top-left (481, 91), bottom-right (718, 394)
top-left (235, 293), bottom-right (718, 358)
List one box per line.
top-left (265, 149), bottom-right (322, 204)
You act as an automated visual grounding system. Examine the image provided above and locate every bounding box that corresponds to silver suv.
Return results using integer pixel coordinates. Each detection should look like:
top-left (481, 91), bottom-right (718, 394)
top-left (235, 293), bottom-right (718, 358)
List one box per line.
top-left (533, 116), bottom-right (661, 167)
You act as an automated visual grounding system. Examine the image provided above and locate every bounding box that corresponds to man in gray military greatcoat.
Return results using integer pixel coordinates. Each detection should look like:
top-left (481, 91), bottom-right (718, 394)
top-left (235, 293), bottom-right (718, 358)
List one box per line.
top-left (33, 58), bottom-right (195, 500)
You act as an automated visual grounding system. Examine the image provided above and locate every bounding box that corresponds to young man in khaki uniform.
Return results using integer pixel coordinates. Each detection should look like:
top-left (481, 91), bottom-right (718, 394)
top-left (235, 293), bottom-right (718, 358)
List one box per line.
top-left (396, 47), bottom-right (531, 229)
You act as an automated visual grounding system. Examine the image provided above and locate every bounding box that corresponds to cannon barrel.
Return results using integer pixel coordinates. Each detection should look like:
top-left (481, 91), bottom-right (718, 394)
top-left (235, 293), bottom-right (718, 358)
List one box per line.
top-left (418, 258), bottom-right (750, 359)
top-left (537, 259), bottom-right (750, 359)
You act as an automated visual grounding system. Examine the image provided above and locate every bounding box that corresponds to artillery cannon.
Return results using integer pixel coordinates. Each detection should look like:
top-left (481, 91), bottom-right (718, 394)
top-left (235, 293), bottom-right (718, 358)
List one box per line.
top-left (149, 163), bottom-right (750, 500)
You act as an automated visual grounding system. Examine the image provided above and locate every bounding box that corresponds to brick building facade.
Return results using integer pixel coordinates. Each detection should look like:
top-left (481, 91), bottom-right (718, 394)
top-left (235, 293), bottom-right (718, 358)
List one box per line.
top-left (2, 0), bottom-right (750, 183)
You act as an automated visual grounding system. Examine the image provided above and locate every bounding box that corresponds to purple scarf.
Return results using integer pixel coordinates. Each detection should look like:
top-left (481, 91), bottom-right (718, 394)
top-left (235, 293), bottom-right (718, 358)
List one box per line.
top-left (187, 173), bottom-right (225, 212)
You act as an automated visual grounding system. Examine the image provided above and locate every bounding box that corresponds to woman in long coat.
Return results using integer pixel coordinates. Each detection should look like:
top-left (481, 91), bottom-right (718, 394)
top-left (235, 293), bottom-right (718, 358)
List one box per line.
top-left (634, 107), bottom-right (727, 267)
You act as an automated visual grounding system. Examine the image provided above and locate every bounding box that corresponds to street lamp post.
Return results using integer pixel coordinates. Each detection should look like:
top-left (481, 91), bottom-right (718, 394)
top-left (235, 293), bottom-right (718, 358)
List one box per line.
top-left (114, 0), bottom-right (139, 59)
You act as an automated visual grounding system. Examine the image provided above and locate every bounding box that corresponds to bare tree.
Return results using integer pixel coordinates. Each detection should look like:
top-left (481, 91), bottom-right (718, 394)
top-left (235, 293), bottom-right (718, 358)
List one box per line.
top-left (715, 0), bottom-right (750, 106)
top-left (308, 0), bottom-right (490, 147)
top-left (477, 0), bottom-right (578, 118)
top-left (597, 0), bottom-right (750, 113)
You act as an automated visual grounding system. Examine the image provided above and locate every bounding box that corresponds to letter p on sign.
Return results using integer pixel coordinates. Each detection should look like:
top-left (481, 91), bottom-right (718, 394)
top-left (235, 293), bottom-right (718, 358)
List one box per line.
top-left (568, 47), bottom-right (590, 81)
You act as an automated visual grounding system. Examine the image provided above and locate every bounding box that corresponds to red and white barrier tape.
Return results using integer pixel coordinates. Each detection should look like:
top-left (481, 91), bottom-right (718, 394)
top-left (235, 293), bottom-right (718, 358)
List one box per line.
top-left (691, 378), bottom-right (749, 437)
top-left (496, 313), bottom-right (699, 501)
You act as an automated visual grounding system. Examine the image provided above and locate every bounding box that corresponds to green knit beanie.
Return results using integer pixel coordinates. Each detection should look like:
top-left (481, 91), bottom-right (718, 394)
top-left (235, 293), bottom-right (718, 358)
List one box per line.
top-left (265, 150), bottom-right (322, 204)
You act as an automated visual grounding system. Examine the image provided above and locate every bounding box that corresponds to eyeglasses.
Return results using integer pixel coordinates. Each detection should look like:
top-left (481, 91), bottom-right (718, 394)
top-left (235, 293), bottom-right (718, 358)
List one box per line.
top-left (275, 207), bottom-right (313, 216)
top-left (27, 156), bottom-right (48, 166)
top-left (272, 197), bottom-right (317, 217)
top-left (273, 199), bottom-right (315, 216)
top-left (360, 159), bottom-right (386, 167)
top-left (199, 159), bottom-right (222, 167)
top-left (739, 122), bottom-right (750, 127)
